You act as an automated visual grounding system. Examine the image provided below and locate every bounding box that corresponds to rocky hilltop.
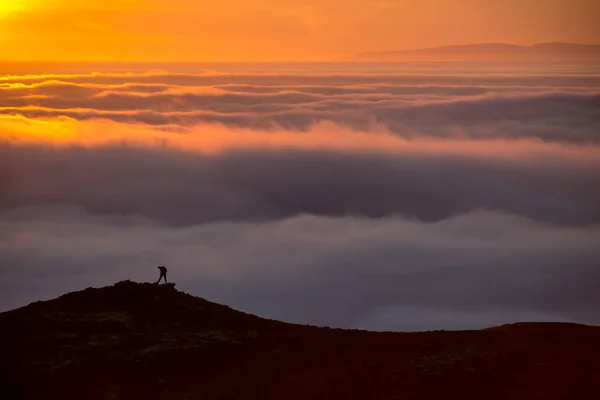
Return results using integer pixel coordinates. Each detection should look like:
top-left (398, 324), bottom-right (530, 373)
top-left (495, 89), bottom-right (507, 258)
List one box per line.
top-left (1, 281), bottom-right (599, 399)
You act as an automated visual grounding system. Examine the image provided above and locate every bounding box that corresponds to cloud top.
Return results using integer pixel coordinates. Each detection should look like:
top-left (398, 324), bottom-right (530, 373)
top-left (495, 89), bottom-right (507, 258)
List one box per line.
top-left (1, 66), bottom-right (598, 331)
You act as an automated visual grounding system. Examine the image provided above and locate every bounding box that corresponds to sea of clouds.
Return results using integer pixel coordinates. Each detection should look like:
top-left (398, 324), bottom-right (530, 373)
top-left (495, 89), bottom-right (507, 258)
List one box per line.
top-left (1, 63), bottom-right (599, 330)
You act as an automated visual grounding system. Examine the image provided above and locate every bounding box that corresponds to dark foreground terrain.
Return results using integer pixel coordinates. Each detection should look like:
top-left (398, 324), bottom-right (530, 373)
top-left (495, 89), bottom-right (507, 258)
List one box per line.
top-left (1, 281), bottom-right (599, 399)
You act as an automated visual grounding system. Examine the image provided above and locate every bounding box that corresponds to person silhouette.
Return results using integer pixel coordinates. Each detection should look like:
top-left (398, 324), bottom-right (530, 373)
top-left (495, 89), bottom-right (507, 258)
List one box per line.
top-left (156, 266), bottom-right (168, 284)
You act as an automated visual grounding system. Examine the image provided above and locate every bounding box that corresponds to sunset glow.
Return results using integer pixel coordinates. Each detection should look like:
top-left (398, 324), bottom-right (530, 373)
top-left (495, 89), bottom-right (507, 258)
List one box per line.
top-left (1, 0), bottom-right (600, 348)
top-left (0, 0), bottom-right (598, 61)
top-left (0, 0), bottom-right (24, 19)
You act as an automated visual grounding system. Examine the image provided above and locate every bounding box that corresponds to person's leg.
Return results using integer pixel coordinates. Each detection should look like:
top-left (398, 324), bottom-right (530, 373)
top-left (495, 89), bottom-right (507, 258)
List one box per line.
top-left (164, 273), bottom-right (168, 284)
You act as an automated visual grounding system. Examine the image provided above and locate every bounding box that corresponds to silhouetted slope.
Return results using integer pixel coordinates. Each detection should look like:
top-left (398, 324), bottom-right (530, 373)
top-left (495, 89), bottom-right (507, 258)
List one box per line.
top-left (1, 281), bottom-right (599, 400)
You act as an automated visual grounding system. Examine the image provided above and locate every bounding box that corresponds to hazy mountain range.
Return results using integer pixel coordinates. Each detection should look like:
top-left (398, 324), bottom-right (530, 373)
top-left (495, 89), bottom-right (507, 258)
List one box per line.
top-left (347, 43), bottom-right (600, 61)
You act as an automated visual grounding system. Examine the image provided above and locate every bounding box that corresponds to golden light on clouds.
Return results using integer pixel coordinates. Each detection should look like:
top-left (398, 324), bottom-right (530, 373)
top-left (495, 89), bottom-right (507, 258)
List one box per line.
top-left (0, 0), bottom-right (598, 61)
top-left (3, 115), bottom-right (600, 167)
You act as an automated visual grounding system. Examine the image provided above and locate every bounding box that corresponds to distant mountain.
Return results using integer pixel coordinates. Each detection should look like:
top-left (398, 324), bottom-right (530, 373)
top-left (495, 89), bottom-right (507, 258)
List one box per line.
top-left (348, 43), bottom-right (600, 61)
top-left (1, 281), bottom-right (599, 399)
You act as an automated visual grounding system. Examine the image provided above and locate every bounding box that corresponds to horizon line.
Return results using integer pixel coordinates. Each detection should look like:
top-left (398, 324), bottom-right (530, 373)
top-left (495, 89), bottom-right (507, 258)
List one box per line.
top-left (3, 42), bottom-right (600, 65)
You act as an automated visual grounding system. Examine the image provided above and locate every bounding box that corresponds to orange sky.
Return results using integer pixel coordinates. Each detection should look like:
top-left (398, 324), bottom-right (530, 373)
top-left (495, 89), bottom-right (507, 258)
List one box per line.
top-left (0, 0), bottom-right (599, 61)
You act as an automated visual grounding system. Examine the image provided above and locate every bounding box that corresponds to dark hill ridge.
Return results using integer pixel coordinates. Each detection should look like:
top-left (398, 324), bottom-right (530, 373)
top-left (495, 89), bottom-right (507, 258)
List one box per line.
top-left (1, 281), bottom-right (599, 400)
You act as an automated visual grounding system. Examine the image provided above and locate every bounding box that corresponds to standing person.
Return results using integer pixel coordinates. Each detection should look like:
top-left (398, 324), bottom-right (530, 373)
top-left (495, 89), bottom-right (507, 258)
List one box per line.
top-left (156, 266), bottom-right (168, 284)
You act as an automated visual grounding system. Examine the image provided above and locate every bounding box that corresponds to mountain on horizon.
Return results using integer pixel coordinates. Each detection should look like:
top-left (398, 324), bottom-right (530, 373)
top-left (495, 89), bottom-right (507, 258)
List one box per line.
top-left (1, 281), bottom-right (599, 399)
top-left (347, 42), bottom-right (600, 61)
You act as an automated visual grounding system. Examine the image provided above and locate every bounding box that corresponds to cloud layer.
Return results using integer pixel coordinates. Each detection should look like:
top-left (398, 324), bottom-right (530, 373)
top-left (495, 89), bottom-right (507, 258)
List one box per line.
top-left (1, 207), bottom-right (599, 330)
top-left (1, 70), bottom-right (599, 142)
top-left (1, 134), bottom-right (599, 226)
top-left (1, 65), bottom-right (599, 331)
